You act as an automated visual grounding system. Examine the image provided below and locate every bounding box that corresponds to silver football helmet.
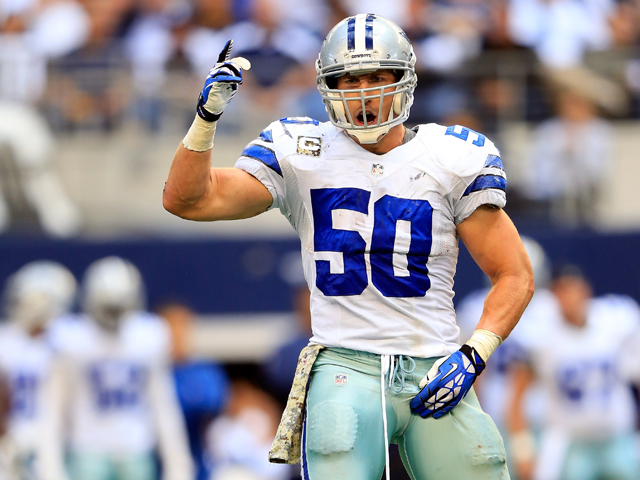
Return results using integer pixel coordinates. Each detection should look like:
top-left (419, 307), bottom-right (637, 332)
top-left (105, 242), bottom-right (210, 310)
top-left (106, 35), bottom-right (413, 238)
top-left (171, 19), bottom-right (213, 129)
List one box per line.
top-left (4, 261), bottom-right (77, 332)
top-left (316, 14), bottom-right (417, 144)
top-left (82, 256), bottom-right (145, 331)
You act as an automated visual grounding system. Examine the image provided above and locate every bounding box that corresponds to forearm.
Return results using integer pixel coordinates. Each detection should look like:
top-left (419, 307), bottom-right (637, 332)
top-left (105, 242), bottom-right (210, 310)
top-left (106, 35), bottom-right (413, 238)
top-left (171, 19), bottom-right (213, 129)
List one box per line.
top-left (475, 271), bottom-right (534, 340)
top-left (163, 140), bottom-right (217, 218)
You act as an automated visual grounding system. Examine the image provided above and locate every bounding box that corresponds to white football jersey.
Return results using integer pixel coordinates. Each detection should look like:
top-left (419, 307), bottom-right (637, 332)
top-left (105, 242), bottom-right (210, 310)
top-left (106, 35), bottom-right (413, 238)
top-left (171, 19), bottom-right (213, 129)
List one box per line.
top-left (48, 312), bottom-right (172, 455)
top-left (0, 325), bottom-right (54, 453)
top-left (236, 119), bottom-right (506, 357)
top-left (522, 294), bottom-right (640, 440)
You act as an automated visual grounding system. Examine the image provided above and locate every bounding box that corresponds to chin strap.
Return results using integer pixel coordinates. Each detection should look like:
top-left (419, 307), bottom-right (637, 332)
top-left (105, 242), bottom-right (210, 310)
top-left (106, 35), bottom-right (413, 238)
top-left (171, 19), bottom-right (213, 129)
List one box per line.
top-left (346, 125), bottom-right (392, 144)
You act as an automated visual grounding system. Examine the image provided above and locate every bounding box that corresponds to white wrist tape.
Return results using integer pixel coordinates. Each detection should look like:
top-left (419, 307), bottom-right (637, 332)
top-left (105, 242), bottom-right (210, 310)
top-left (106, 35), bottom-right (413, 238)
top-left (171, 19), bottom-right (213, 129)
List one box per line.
top-left (466, 329), bottom-right (503, 362)
top-left (182, 115), bottom-right (217, 152)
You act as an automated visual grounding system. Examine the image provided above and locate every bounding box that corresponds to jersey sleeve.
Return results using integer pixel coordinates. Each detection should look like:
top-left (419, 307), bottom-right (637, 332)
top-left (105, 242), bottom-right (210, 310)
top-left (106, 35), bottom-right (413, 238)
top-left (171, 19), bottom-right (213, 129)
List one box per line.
top-left (429, 125), bottom-right (507, 225)
top-left (453, 151), bottom-right (506, 224)
top-left (234, 121), bottom-right (287, 212)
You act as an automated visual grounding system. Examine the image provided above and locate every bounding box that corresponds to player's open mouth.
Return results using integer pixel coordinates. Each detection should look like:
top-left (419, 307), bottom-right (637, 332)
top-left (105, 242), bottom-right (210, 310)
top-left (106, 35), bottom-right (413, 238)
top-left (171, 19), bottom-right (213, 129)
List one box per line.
top-left (355, 112), bottom-right (378, 126)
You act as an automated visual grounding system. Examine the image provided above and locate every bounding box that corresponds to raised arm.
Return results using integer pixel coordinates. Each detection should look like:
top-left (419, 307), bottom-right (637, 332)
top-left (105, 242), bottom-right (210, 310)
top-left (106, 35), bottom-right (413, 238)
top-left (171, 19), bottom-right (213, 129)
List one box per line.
top-left (162, 40), bottom-right (272, 221)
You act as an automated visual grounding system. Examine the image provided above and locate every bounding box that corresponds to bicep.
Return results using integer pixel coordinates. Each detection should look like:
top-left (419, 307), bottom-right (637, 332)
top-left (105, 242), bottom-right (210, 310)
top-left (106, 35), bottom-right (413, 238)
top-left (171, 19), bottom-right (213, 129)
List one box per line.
top-left (457, 205), bottom-right (531, 283)
top-left (197, 167), bottom-right (273, 221)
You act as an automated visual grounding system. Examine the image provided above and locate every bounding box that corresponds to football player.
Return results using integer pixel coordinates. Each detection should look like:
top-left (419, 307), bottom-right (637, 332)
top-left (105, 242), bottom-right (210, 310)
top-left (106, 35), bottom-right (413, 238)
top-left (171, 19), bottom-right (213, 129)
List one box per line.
top-left (43, 257), bottom-right (193, 480)
top-left (0, 261), bottom-right (77, 480)
top-left (506, 267), bottom-right (640, 480)
top-left (163, 14), bottom-right (534, 480)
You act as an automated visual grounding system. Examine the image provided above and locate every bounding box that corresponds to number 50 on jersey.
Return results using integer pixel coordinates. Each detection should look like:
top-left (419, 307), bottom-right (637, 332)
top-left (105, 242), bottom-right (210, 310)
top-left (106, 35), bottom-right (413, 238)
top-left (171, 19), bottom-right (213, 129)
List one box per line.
top-left (311, 188), bottom-right (433, 298)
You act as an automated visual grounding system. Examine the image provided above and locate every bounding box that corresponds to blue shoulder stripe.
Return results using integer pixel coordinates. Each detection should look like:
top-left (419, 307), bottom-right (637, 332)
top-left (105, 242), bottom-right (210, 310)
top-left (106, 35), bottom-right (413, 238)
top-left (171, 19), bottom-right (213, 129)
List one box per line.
top-left (259, 129), bottom-right (273, 143)
top-left (484, 154), bottom-right (504, 170)
top-left (279, 117), bottom-right (319, 126)
top-left (241, 144), bottom-right (282, 177)
top-left (463, 174), bottom-right (506, 197)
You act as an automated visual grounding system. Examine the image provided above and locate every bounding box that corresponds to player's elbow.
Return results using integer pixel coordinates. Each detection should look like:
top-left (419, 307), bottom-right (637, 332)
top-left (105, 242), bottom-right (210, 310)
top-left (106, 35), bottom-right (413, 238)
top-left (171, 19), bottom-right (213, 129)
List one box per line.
top-left (162, 190), bottom-right (198, 220)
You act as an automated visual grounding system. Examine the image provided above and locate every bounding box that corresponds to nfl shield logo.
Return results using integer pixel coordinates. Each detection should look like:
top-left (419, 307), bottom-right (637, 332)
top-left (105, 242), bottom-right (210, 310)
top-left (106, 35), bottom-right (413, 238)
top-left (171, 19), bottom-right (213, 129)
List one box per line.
top-left (372, 163), bottom-right (384, 176)
top-left (334, 373), bottom-right (348, 385)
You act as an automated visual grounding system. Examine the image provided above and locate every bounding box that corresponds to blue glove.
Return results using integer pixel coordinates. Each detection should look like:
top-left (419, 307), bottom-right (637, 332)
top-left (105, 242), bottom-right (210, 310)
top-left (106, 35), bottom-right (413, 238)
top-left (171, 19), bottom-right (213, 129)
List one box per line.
top-left (410, 344), bottom-right (486, 419)
top-left (196, 39), bottom-right (251, 122)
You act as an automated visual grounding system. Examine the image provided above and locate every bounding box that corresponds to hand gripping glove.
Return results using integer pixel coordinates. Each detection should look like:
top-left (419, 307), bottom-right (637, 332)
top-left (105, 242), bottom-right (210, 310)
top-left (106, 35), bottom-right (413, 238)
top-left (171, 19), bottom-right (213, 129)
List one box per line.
top-left (196, 39), bottom-right (251, 122)
top-left (410, 344), bottom-right (486, 419)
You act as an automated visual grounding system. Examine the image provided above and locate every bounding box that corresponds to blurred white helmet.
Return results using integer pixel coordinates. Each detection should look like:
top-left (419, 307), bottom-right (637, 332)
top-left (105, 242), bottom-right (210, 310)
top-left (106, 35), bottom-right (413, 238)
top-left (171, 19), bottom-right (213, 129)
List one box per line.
top-left (521, 236), bottom-right (551, 289)
top-left (316, 14), bottom-right (417, 144)
top-left (4, 261), bottom-right (77, 332)
top-left (82, 256), bottom-right (145, 330)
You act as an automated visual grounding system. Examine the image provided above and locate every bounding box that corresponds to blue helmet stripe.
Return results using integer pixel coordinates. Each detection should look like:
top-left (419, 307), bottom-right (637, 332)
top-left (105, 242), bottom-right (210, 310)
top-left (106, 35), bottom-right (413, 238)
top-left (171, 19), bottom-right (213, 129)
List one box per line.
top-left (347, 16), bottom-right (356, 51)
top-left (463, 175), bottom-right (506, 197)
top-left (365, 14), bottom-right (375, 50)
top-left (241, 144), bottom-right (282, 177)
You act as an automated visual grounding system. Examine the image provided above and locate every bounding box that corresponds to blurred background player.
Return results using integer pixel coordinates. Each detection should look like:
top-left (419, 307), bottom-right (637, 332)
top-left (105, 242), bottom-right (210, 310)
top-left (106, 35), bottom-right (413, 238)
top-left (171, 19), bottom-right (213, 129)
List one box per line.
top-left (44, 256), bottom-right (193, 480)
top-left (506, 265), bottom-right (640, 480)
top-left (206, 376), bottom-right (292, 480)
top-left (157, 302), bottom-right (229, 480)
top-left (456, 237), bottom-right (556, 433)
top-left (0, 261), bottom-right (77, 480)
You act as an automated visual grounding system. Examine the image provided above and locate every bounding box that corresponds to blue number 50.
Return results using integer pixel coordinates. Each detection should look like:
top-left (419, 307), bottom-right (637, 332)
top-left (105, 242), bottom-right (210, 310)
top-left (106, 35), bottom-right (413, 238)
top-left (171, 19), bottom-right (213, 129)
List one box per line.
top-left (311, 188), bottom-right (433, 297)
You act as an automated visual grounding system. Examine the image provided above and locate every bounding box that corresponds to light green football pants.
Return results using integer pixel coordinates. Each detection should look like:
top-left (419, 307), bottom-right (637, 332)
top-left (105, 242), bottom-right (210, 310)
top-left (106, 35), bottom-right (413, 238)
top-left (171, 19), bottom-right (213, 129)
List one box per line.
top-left (68, 452), bottom-right (157, 480)
top-left (303, 347), bottom-right (509, 480)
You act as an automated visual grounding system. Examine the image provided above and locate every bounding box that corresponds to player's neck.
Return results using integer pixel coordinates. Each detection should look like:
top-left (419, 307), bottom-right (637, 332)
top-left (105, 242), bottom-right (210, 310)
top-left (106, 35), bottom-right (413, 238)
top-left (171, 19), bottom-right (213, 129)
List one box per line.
top-left (350, 123), bottom-right (406, 155)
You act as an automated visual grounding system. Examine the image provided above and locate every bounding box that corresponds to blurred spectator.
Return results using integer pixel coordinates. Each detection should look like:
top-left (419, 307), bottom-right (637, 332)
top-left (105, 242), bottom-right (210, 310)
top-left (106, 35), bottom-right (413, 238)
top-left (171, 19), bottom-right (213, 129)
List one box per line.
top-left (506, 266), bottom-right (640, 480)
top-left (0, 0), bottom-right (90, 104)
top-left (262, 284), bottom-right (311, 406)
top-left (0, 1), bottom-right (84, 236)
top-left (414, 0), bottom-right (500, 73)
top-left (46, 0), bottom-right (131, 132)
top-left (0, 261), bottom-right (77, 480)
top-left (507, 0), bottom-right (615, 69)
top-left (613, 0), bottom-right (640, 117)
top-left (158, 302), bottom-right (229, 480)
top-left (44, 256), bottom-right (193, 480)
top-left (0, 102), bottom-right (82, 236)
top-left (521, 71), bottom-right (623, 226)
top-left (206, 378), bottom-right (291, 480)
top-left (124, 0), bottom-right (179, 132)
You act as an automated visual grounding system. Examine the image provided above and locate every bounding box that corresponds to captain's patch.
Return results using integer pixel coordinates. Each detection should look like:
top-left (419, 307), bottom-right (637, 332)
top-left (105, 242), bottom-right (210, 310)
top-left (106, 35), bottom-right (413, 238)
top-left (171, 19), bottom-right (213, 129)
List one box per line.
top-left (297, 136), bottom-right (322, 156)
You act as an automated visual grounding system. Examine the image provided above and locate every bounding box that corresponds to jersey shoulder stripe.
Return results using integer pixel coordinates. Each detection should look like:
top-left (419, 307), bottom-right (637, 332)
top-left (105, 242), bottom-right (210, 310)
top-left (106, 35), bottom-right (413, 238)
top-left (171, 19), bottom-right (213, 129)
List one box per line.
top-left (240, 144), bottom-right (282, 177)
top-left (484, 154), bottom-right (504, 171)
top-left (462, 174), bottom-right (507, 197)
top-left (259, 128), bottom-right (274, 143)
